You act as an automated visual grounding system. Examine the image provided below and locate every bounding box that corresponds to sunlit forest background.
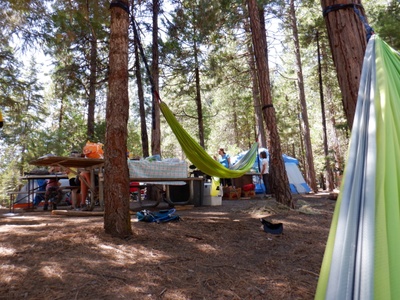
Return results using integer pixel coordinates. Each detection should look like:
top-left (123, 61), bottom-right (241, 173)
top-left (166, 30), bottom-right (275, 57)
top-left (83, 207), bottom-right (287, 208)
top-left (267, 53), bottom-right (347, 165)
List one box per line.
top-left (0, 0), bottom-right (399, 205)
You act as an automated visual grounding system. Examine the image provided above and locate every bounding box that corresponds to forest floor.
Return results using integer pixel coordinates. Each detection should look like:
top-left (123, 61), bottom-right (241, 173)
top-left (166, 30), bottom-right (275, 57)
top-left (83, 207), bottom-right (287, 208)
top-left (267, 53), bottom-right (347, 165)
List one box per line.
top-left (0, 192), bottom-right (336, 300)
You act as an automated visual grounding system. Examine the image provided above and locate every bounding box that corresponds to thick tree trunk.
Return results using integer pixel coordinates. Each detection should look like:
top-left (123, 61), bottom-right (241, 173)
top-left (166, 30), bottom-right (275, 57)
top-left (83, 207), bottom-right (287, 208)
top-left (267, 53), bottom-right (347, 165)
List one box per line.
top-left (289, 0), bottom-right (317, 192)
top-left (245, 14), bottom-right (266, 148)
top-left (321, 0), bottom-right (368, 130)
top-left (104, 1), bottom-right (132, 238)
top-left (151, 0), bottom-right (161, 156)
top-left (247, 0), bottom-right (293, 208)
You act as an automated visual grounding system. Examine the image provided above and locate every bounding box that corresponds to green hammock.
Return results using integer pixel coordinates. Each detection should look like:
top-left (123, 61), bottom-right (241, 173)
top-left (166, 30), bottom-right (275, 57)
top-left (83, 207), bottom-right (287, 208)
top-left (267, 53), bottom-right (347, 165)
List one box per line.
top-left (159, 101), bottom-right (258, 178)
top-left (315, 35), bottom-right (400, 300)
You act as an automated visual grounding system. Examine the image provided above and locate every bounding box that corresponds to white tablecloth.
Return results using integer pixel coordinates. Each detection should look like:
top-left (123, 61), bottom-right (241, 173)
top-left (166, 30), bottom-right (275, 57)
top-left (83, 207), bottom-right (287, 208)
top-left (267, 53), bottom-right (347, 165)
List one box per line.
top-left (128, 160), bottom-right (187, 178)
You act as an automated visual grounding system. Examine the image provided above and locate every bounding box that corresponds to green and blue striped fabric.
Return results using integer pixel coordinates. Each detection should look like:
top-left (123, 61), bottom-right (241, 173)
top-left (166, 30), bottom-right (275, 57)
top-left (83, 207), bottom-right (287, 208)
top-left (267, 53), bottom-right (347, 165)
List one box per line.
top-left (159, 101), bottom-right (258, 178)
top-left (315, 35), bottom-right (400, 300)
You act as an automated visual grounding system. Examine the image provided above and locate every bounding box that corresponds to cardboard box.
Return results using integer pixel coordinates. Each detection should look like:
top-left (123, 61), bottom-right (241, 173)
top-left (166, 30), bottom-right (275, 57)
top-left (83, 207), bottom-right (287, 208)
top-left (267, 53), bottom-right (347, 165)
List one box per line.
top-left (223, 187), bottom-right (241, 200)
top-left (242, 190), bottom-right (256, 198)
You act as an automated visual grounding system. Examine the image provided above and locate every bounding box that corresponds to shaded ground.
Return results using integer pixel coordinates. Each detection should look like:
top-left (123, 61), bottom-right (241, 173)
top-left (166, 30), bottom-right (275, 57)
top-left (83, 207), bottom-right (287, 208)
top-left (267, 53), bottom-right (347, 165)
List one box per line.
top-left (0, 193), bottom-right (335, 300)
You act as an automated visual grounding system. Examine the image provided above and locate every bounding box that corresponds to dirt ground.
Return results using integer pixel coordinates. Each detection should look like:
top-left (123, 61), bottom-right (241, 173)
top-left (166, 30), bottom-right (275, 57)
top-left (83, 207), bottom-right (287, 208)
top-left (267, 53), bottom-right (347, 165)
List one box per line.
top-left (0, 193), bottom-right (336, 300)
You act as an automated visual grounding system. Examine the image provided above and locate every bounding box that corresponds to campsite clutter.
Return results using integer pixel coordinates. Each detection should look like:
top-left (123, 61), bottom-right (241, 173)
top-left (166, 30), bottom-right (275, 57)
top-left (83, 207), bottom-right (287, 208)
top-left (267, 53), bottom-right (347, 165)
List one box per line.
top-left (222, 186), bottom-right (242, 200)
top-left (11, 144), bottom-right (308, 212)
top-left (231, 148), bottom-right (311, 195)
top-left (82, 141), bottom-right (104, 159)
top-left (241, 183), bottom-right (256, 198)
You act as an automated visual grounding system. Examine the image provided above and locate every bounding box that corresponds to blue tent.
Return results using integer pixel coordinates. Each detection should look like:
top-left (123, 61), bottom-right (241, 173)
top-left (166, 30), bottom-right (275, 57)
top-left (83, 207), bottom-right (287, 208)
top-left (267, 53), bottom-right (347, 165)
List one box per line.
top-left (231, 148), bottom-right (311, 194)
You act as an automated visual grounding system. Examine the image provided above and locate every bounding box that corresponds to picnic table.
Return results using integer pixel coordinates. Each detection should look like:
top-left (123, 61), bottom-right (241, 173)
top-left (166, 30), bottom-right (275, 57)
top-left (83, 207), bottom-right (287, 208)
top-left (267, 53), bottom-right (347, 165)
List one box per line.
top-left (129, 177), bottom-right (204, 208)
top-left (29, 156), bottom-right (104, 211)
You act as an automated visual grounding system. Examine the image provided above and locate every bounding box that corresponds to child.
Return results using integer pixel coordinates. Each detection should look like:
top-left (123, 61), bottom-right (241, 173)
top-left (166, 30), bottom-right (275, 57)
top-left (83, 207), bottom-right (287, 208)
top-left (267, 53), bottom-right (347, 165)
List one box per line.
top-left (43, 167), bottom-right (63, 211)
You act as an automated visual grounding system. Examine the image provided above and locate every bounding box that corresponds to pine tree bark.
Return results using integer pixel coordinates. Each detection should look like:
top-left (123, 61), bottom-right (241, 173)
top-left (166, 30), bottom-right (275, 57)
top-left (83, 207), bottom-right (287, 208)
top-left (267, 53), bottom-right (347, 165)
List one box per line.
top-left (86, 0), bottom-right (98, 141)
top-left (316, 30), bottom-right (335, 191)
top-left (245, 13), bottom-right (266, 148)
top-left (104, 0), bottom-right (132, 238)
top-left (151, 0), bottom-right (161, 156)
top-left (247, 0), bottom-right (293, 208)
top-left (133, 21), bottom-right (149, 157)
top-left (289, 0), bottom-right (317, 192)
top-left (321, 0), bottom-right (369, 130)
top-left (87, 37), bottom-right (97, 140)
top-left (194, 41), bottom-right (205, 148)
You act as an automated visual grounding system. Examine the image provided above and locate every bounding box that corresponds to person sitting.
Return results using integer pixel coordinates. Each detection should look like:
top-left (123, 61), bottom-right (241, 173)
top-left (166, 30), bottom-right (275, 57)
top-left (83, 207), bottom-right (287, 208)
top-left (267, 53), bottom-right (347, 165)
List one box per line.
top-left (79, 170), bottom-right (91, 210)
top-left (66, 167), bottom-right (81, 209)
top-left (43, 167), bottom-right (63, 211)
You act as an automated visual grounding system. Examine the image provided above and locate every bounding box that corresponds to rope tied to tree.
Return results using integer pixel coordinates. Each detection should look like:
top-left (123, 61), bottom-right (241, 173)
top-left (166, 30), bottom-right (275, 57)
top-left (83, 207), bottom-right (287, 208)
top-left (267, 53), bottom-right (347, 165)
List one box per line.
top-left (322, 3), bottom-right (374, 41)
top-left (109, 1), bottom-right (129, 14)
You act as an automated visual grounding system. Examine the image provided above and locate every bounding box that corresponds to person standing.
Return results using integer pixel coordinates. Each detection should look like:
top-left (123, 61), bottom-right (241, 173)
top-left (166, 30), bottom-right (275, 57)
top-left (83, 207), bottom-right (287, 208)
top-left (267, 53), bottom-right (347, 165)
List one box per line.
top-left (215, 148), bottom-right (231, 186)
top-left (260, 151), bottom-right (271, 196)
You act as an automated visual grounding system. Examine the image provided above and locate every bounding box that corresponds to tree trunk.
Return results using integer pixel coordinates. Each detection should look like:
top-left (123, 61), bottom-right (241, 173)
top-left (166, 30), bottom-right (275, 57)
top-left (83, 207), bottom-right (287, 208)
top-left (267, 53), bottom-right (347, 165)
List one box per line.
top-left (245, 15), bottom-right (266, 148)
top-left (255, 9), bottom-right (271, 150)
top-left (289, 0), bottom-right (317, 192)
top-left (327, 87), bottom-right (345, 188)
top-left (316, 30), bottom-right (334, 191)
top-left (251, 53), bottom-right (265, 147)
top-left (151, 0), bottom-right (161, 156)
top-left (86, 0), bottom-right (98, 141)
top-left (133, 20), bottom-right (150, 158)
top-left (194, 41), bottom-right (205, 148)
top-left (247, 0), bottom-right (293, 208)
top-left (87, 36), bottom-right (97, 141)
top-left (321, 0), bottom-right (369, 130)
top-left (104, 0), bottom-right (132, 238)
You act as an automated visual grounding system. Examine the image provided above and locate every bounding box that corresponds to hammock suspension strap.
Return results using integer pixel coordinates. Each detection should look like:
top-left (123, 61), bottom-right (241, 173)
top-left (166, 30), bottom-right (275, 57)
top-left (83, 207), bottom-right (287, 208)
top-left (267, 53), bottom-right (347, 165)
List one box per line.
top-left (322, 3), bottom-right (374, 41)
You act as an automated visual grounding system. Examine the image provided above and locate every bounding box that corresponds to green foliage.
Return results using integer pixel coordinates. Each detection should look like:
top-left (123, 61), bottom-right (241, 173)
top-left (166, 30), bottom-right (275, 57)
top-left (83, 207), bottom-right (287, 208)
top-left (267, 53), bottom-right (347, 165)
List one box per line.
top-left (2, 0), bottom-right (398, 199)
top-left (368, 1), bottom-right (400, 49)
